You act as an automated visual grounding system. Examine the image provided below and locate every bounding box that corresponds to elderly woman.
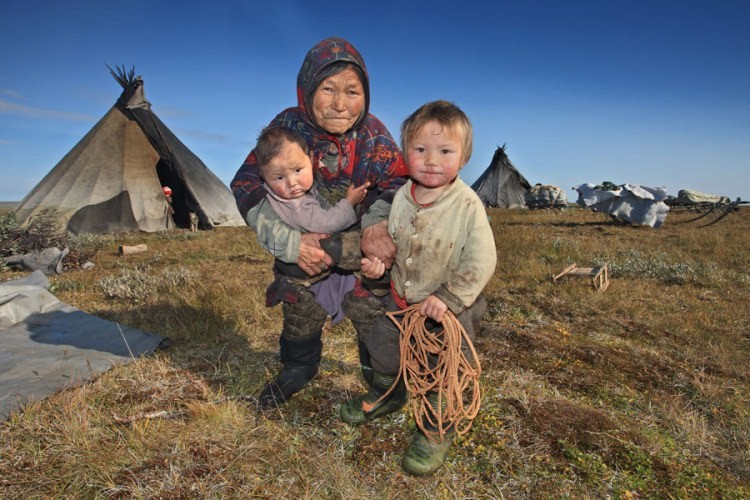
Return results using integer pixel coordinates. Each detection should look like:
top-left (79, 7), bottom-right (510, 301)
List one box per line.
top-left (231, 37), bottom-right (408, 407)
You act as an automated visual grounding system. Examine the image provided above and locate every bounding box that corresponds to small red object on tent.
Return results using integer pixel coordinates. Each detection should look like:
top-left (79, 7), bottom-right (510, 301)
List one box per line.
top-left (162, 186), bottom-right (173, 196)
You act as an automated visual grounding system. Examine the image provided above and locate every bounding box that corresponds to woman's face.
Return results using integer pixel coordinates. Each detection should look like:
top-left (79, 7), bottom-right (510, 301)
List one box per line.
top-left (311, 67), bottom-right (365, 135)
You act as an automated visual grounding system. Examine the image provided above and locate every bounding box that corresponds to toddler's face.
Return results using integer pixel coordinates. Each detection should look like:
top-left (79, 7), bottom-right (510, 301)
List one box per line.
top-left (261, 140), bottom-right (314, 200)
top-left (406, 120), bottom-right (463, 190)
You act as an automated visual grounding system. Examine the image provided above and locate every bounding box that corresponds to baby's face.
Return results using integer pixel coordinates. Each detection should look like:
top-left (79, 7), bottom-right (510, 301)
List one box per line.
top-left (260, 140), bottom-right (314, 200)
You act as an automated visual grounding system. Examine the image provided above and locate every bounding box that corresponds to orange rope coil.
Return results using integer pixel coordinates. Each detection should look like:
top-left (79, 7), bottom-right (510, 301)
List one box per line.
top-left (386, 304), bottom-right (482, 443)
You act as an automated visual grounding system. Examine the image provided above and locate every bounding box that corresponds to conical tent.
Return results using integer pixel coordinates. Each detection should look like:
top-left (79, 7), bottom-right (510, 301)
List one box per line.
top-left (471, 145), bottom-right (532, 208)
top-left (15, 67), bottom-right (244, 234)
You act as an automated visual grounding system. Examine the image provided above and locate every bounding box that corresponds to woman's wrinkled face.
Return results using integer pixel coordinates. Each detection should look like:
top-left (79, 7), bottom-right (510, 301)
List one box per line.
top-left (312, 67), bottom-right (365, 135)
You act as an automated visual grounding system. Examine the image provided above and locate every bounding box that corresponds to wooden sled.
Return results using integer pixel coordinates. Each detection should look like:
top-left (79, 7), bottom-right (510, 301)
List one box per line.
top-left (553, 263), bottom-right (609, 292)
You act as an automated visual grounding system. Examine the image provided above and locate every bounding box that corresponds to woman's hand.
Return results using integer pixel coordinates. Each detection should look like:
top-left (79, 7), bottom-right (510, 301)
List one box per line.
top-left (298, 232), bottom-right (335, 276)
top-left (420, 295), bottom-right (448, 323)
top-left (361, 220), bottom-right (396, 269)
top-left (360, 256), bottom-right (386, 279)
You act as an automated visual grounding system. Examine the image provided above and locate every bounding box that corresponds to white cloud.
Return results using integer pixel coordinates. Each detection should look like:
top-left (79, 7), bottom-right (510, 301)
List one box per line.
top-left (0, 99), bottom-right (94, 122)
top-left (0, 88), bottom-right (25, 99)
top-left (155, 105), bottom-right (191, 120)
top-left (178, 128), bottom-right (230, 144)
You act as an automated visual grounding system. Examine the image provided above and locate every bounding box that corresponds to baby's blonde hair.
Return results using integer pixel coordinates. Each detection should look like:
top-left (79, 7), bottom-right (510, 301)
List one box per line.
top-left (400, 100), bottom-right (473, 166)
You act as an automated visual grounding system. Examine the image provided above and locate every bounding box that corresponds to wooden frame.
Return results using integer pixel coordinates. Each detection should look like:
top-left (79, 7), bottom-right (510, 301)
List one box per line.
top-left (552, 263), bottom-right (609, 292)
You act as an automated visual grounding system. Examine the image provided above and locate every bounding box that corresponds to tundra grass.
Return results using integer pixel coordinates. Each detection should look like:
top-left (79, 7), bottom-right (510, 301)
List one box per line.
top-left (1, 209), bottom-right (748, 498)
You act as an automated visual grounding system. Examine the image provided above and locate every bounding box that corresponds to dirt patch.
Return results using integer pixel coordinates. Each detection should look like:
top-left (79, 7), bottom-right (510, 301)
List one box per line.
top-left (525, 399), bottom-right (618, 452)
top-left (518, 398), bottom-right (671, 482)
top-left (480, 322), bottom-right (684, 396)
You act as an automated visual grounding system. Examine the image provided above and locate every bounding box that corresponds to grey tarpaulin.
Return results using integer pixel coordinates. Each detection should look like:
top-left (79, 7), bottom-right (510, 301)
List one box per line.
top-left (1, 271), bottom-right (166, 420)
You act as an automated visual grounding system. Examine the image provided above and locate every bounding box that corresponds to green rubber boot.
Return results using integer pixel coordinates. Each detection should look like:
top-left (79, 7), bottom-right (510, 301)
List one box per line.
top-left (402, 391), bottom-right (455, 475)
top-left (339, 371), bottom-right (407, 425)
top-left (357, 339), bottom-right (374, 388)
top-left (360, 364), bottom-right (374, 388)
top-left (402, 428), bottom-right (455, 476)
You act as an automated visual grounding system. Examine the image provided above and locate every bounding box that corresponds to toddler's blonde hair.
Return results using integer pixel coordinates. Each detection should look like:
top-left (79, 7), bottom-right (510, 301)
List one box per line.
top-left (400, 100), bottom-right (473, 166)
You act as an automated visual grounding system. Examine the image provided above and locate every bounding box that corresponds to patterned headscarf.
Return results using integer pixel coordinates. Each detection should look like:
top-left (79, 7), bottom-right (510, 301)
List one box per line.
top-left (232, 37), bottom-right (407, 219)
top-left (296, 37), bottom-right (370, 130)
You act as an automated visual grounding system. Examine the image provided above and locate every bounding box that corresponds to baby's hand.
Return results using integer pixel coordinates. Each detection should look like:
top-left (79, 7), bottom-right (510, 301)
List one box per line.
top-left (360, 256), bottom-right (385, 279)
top-left (345, 181), bottom-right (370, 206)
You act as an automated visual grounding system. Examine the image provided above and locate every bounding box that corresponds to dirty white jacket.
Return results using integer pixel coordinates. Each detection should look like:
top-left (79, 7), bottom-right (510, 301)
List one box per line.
top-left (388, 178), bottom-right (497, 313)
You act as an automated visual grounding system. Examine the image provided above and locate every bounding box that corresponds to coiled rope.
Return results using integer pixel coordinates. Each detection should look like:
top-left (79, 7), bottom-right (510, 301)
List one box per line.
top-left (384, 304), bottom-right (482, 443)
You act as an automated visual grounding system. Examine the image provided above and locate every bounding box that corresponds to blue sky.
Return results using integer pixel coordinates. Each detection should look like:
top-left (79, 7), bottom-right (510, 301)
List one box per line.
top-left (1, 1), bottom-right (748, 202)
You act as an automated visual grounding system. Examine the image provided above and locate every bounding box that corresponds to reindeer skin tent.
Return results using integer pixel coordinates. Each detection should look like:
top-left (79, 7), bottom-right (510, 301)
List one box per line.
top-left (471, 145), bottom-right (532, 208)
top-left (15, 67), bottom-right (244, 234)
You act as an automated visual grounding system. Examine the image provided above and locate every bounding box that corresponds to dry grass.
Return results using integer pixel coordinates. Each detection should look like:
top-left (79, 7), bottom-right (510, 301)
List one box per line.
top-left (0, 203), bottom-right (17, 215)
top-left (1, 207), bottom-right (749, 498)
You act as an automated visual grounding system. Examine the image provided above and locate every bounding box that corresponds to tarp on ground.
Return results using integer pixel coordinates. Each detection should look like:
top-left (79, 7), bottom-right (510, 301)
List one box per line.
top-left (0, 271), bottom-right (165, 420)
top-left (574, 183), bottom-right (670, 228)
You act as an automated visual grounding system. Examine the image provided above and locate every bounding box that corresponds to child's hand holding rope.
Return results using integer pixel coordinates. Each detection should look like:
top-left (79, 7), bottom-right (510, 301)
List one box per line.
top-left (385, 304), bottom-right (481, 443)
top-left (419, 295), bottom-right (448, 323)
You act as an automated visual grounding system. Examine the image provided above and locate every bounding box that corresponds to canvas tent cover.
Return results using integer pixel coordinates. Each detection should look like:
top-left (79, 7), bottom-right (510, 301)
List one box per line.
top-left (525, 184), bottom-right (568, 209)
top-left (575, 183), bottom-right (670, 228)
top-left (675, 189), bottom-right (730, 205)
top-left (14, 68), bottom-right (244, 234)
top-left (0, 271), bottom-right (165, 420)
top-left (471, 146), bottom-right (532, 208)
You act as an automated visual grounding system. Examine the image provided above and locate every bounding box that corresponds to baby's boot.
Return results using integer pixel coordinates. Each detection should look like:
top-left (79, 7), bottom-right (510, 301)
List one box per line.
top-left (339, 370), bottom-right (407, 425)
